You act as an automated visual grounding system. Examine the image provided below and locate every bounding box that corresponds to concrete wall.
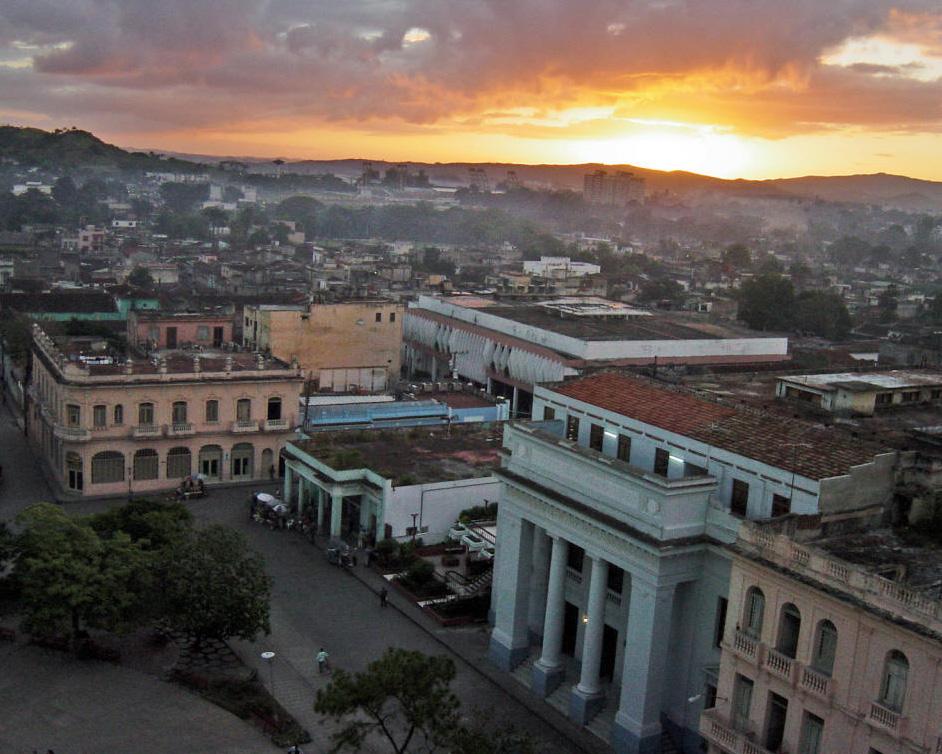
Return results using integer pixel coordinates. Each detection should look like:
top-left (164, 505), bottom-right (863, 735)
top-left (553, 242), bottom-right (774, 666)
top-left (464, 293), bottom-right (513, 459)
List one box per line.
top-left (248, 301), bottom-right (403, 390)
top-left (383, 477), bottom-right (501, 542)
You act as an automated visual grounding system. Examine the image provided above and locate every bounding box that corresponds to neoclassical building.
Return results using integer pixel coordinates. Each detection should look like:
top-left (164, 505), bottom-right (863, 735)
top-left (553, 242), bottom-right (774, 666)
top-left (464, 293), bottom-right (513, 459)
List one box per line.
top-left (28, 326), bottom-right (302, 497)
top-left (702, 518), bottom-right (942, 754)
top-left (488, 372), bottom-right (896, 753)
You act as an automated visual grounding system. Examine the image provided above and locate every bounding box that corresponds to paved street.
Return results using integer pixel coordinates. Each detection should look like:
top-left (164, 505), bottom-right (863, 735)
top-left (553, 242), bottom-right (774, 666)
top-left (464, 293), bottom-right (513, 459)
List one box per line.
top-left (0, 400), bottom-right (599, 753)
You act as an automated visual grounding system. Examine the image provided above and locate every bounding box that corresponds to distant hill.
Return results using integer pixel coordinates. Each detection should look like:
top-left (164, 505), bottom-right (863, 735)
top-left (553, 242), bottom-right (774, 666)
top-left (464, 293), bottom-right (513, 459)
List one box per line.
top-left (5, 126), bottom-right (942, 210)
top-left (0, 126), bottom-right (205, 173)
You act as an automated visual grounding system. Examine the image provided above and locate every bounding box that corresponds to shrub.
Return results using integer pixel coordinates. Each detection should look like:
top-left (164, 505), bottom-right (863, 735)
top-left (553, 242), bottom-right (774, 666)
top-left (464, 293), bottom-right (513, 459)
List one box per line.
top-left (405, 559), bottom-right (435, 587)
top-left (458, 503), bottom-right (498, 523)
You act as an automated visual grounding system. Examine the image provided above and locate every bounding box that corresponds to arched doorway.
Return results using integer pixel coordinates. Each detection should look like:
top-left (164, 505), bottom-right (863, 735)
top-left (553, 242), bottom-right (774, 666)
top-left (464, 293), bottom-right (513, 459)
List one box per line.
top-left (167, 447), bottom-right (192, 479)
top-left (231, 442), bottom-right (254, 480)
top-left (198, 445), bottom-right (222, 480)
top-left (261, 448), bottom-right (274, 480)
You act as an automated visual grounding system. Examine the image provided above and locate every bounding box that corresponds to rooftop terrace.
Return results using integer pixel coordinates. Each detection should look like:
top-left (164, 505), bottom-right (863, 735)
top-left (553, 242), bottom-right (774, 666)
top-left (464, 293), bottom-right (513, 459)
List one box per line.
top-left (291, 424), bottom-right (503, 485)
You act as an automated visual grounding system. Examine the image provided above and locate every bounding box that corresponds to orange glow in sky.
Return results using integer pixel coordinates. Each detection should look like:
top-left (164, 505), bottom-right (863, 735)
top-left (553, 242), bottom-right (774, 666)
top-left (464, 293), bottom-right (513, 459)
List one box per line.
top-left (2, 3), bottom-right (942, 180)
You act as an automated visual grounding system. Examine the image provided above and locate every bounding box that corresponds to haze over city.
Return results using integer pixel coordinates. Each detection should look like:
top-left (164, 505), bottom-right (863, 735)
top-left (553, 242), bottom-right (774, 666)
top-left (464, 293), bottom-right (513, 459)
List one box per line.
top-left (2, 0), bottom-right (942, 178)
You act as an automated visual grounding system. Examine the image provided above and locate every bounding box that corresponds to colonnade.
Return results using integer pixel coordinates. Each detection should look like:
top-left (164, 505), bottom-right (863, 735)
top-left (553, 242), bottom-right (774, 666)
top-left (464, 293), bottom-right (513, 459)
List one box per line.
top-left (489, 507), bottom-right (680, 754)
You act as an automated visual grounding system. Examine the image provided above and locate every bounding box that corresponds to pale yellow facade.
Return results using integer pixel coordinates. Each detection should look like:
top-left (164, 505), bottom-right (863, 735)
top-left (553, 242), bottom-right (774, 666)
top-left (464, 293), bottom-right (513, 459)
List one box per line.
top-left (28, 327), bottom-right (303, 497)
top-left (243, 300), bottom-right (403, 392)
top-left (701, 522), bottom-right (942, 754)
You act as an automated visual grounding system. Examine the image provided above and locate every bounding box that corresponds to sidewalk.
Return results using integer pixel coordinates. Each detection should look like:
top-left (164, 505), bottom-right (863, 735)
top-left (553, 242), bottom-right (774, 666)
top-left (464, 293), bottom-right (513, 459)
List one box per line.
top-left (317, 540), bottom-right (607, 754)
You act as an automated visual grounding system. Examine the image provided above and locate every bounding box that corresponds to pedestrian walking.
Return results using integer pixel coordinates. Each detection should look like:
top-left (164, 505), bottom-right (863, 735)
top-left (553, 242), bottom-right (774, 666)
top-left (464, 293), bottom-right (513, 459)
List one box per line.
top-left (316, 647), bottom-right (330, 674)
top-left (379, 587), bottom-right (388, 608)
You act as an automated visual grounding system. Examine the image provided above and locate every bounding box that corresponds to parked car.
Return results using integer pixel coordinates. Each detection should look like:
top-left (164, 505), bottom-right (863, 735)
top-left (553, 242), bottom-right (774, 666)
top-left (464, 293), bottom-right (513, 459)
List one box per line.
top-left (461, 532), bottom-right (486, 552)
top-left (448, 523), bottom-right (470, 542)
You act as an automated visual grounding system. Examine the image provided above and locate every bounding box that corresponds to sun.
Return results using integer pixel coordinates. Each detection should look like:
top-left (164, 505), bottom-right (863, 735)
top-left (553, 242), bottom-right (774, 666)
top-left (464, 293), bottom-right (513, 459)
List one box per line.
top-left (567, 124), bottom-right (754, 179)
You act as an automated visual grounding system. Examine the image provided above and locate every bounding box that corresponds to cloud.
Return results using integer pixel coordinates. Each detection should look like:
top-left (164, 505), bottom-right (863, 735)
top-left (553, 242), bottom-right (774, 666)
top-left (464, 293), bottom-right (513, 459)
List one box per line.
top-left (0, 0), bottom-right (940, 142)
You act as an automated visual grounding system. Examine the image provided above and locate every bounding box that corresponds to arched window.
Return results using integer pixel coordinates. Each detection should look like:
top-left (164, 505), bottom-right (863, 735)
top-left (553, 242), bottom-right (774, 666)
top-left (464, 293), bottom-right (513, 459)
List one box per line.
top-left (812, 620), bottom-right (838, 676)
top-left (133, 449), bottom-right (159, 480)
top-left (880, 650), bottom-right (909, 711)
top-left (231, 442), bottom-right (254, 479)
top-left (166, 447), bottom-right (192, 479)
top-left (743, 587), bottom-right (765, 638)
top-left (113, 404), bottom-right (124, 425)
top-left (261, 448), bottom-right (274, 478)
top-left (91, 451), bottom-right (124, 484)
top-left (776, 603), bottom-right (802, 659)
top-left (138, 402), bottom-right (155, 426)
top-left (172, 401), bottom-right (188, 425)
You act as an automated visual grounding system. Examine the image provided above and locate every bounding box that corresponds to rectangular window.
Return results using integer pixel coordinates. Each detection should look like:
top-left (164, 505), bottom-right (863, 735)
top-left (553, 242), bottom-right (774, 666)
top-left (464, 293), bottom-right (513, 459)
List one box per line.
top-left (67, 404), bottom-right (81, 427)
top-left (772, 493), bottom-right (791, 518)
top-left (932, 389), bottom-right (942, 400)
top-left (798, 712), bottom-right (824, 754)
top-left (93, 405), bottom-right (106, 428)
top-left (236, 398), bottom-right (252, 422)
top-left (205, 399), bottom-right (219, 422)
top-left (172, 401), bottom-right (188, 425)
top-left (731, 674), bottom-right (754, 733)
top-left (389, 312), bottom-right (396, 323)
top-left (875, 392), bottom-right (893, 406)
top-left (684, 461), bottom-right (707, 477)
top-left (714, 597), bottom-right (729, 648)
top-left (567, 544), bottom-right (584, 573)
top-left (267, 397), bottom-right (282, 421)
top-left (113, 404), bottom-right (123, 425)
top-left (375, 312), bottom-right (382, 322)
top-left (901, 390), bottom-right (919, 403)
top-left (654, 447), bottom-right (670, 476)
top-left (731, 479), bottom-right (750, 517)
top-left (565, 415), bottom-right (580, 441)
top-left (138, 403), bottom-right (154, 425)
top-left (813, 622), bottom-right (837, 676)
top-left (606, 565), bottom-right (624, 594)
top-left (616, 434), bottom-right (631, 462)
top-left (543, 406), bottom-right (556, 421)
top-left (196, 325), bottom-right (209, 340)
top-left (589, 423), bottom-right (604, 451)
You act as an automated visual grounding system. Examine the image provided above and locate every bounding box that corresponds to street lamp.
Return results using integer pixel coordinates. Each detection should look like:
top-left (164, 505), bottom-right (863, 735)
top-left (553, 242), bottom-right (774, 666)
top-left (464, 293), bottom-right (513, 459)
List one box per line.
top-left (261, 651), bottom-right (276, 696)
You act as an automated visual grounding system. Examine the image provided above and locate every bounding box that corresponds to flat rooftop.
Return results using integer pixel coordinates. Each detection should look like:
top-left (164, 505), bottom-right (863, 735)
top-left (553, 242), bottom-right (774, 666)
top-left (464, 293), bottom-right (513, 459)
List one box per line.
top-left (292, 424), bottom-right (503, 484)
top-left (816, 528), bottom-right (942, 596)
top-left (547, 372), bottom-right (886, 480)
top-left (779, 370), bottom-right (942, 392)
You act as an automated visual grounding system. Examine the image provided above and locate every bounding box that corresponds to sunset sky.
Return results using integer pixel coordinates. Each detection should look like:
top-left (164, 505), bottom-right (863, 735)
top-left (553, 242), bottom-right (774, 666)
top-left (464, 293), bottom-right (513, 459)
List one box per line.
top-left (1, 1), bottom-right (942, 180)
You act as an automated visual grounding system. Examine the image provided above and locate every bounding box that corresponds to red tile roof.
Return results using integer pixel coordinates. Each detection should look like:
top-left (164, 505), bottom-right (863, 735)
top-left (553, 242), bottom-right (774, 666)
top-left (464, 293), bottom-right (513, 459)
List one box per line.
top-left (548, 372), bottom-right (887, 481)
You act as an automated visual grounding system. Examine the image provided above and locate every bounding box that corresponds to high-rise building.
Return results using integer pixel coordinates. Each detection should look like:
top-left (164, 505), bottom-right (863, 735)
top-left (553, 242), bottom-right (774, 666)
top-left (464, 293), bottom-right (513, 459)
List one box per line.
top-left (583, 170), bottom-right (646, 206)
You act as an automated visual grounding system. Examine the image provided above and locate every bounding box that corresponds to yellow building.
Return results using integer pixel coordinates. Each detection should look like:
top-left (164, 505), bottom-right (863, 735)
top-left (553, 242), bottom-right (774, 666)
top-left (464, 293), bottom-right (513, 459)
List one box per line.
top-left (243, 299), bottom-right (403, 392)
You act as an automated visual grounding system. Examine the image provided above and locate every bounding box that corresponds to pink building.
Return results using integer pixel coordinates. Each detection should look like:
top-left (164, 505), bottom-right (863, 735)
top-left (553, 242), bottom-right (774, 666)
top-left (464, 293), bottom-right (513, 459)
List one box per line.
top-left (28, 326), bottom-right (302, 497)
top-left (701, 516), bottom-right (942, 754)
top-left (128, 311), bottom-right (234, 351)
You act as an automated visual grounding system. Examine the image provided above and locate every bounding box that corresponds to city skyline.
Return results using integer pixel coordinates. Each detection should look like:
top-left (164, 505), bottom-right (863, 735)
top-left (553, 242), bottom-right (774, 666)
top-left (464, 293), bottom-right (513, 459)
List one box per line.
top-left (1, 1), bottom-right (942, 180)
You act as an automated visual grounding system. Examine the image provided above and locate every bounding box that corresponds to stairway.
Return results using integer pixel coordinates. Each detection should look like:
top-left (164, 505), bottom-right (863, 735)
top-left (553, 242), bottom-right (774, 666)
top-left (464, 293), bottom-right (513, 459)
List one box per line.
top-left (660, 728), bottom-right (681, 754)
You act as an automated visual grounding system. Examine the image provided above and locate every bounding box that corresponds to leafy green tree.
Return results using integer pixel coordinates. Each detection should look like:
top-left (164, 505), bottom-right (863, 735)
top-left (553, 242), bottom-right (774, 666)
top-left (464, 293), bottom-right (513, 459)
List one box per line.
top-left (315, 648), bottom-right (461, 754)
top-left (827, 235), bottom-right (870, 266)
top-left (737, 274), bottom-right (795, 332)
top-left (722, 243), bottom-right (751, 270)
top-left (52, 175), bottom-right (79, 206)
top-left (15, 503), bottom-right (150, 638)
top-left (127, 266), bottom-right (154, 289)
top-left (160, 182), bottom-right (209, 213)
top-left (86, 498), bottom-right (192, 553)
top-left (793, 291), bottom-right (852, 340)
top-left (637, 278), bottom-right (685, 307)
top-left (161, 525), bottom-right (271, 647)
top-left (0, 314), bottom-right (34, 365)
top-left (878, 284), bottom-right (899, 323)
top-left (200, 206), bottom-right (229, 227)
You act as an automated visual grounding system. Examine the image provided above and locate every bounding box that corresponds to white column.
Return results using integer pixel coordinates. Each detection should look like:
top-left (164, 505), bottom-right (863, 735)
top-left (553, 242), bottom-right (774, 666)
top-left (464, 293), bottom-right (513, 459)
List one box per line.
top-left (537, 535), bottom-right (568, 669)
top-left (577, 555), bottom-right (609, 696)
top-left (330, 492), bottom-right (343, 538)
top-left (612, 579), bottom-right (676, 754)
top-left (282, 463), bottom-right (293, 502)
top-left (527, 527), bottom-right (551, 637)
top-left (488, 509), bottom-right (535, 671)
top-left (316, 488), bottom-right (326, 532)
top-left (511, 386), bottom-right (519, 418)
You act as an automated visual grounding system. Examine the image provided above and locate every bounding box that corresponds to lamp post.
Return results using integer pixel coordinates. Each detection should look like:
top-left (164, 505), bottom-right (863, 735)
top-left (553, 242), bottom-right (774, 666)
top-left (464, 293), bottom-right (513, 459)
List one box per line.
top-left (127, 464), bottom-right (133, 501)
top-left (261, 651), bottom-right (276, 697)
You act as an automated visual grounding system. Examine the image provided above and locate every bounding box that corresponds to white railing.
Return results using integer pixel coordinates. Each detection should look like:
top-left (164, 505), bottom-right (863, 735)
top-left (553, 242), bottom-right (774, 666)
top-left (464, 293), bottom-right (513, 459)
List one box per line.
top-left (764, 647), bottom-right (796, 683)
top-left (700, 710), bottom-right (774, 754)
top-left (869, 700), bottom-right (900, 732)
top-left (732, 630), bottom-right (760, 662)
top-left (232, 420), bottom-right (259, 433)
top-left (133, 423), bottom-right (163, 438)
top-left (565, 567), bottom-right (582, 585)
top-left (168, 422), bottom-right (194, 436)
top-left (739, 524), bottom-right (942, 632)
top-left (264, 418), bottom-right (289, 431)
top-left (606, 589), bottom-right (622, 606)
top-left (799, 665), bottom-right (832, 699)
top-left (53, 425), bottom-right (90, 442)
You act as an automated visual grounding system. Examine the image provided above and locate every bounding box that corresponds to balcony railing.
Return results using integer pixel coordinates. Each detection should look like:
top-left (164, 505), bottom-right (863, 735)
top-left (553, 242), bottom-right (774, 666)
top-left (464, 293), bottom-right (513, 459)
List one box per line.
top-left (53, 425), bottom-right (91, 442)
top-left (869, 700), bottom-right (901, 732)
top-left (168, 422), bottom-right (195, 437)
top-left (232, 420), bottom-right (259, 433)
top-left (264, 418), bottom-right (289, 431)
top-left (732, 630), bottom-right (761, 662)
top-left (700, 710), bottom-right (776, 754)
top-left (606, 589), bottom-right (622, 606)
top-left (565, 567), bottom-right (583, 585)
top-left (799, 665), bottom-right (832, 699)
top-left (133, 424), bottom-right (163, 438)
top-left (764, 647), bottom-right (796, 684)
